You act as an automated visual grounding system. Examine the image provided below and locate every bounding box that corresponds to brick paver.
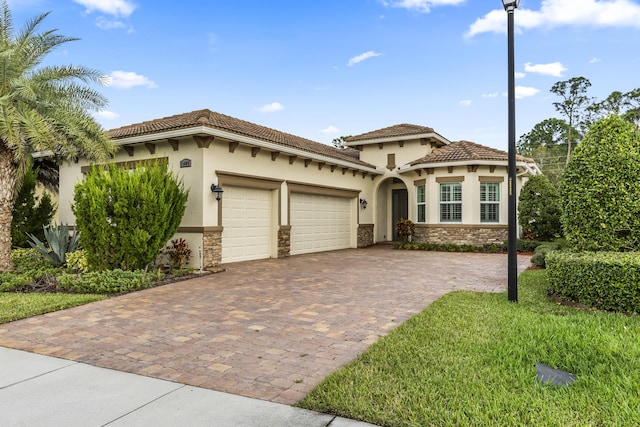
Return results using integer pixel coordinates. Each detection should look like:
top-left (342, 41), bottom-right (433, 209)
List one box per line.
top-left (0, 246), bottom-right (530, 404)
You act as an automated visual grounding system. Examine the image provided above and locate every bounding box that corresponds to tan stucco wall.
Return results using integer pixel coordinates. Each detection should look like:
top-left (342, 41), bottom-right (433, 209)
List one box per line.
top-left (357, 139), bottom-right (436, 172)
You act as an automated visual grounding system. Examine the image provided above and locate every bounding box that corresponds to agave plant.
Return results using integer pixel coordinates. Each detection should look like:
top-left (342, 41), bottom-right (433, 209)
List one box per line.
top-left (26, 224), bottom-right (80, 267)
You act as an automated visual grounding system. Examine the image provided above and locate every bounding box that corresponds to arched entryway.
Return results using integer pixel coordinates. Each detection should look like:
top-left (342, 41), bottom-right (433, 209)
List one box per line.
top-left (375, 177), bottom-right (409, 242)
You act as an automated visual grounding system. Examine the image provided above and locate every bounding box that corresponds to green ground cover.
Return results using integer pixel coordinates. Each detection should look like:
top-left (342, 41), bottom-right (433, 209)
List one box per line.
top-left (0, 293), bottom-right (106, 324)
top-left (299, 270), bottom-right (640, 426)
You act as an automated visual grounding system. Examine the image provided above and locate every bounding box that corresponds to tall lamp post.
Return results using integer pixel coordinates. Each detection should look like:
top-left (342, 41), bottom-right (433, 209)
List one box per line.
top-left (503, 0), bottom-right (519, 302)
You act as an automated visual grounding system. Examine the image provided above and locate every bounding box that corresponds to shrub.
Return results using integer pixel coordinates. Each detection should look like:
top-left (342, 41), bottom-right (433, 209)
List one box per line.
top-left (73, 161), bottom-right (189, 271)
top-left (395, 242), bottom-right (503, 253)
top-left (0, 264), bottom-right (61, 292)
top-left (395, 219), bottom-right (415, 242)
top-left (560, 115), bottom-right (640, 251)
top-left (162, 238), bottom-right (192, 270)
top-left (530, 242), bottom-right (562, 268)
top-left (546, 251), bottom-right (640, 313)
top-left (58, 269), bottom-right (153, 294)
top-left (26, 223), bottom-right (79, 267)
top-left (66, 250), bottom-right (90, 273)
top-left (11, 167), bottom-right (55, 248)
top-left (518, 175), bottom-right (562, 241)
top-left (11, 248), bottom-right (48, 273)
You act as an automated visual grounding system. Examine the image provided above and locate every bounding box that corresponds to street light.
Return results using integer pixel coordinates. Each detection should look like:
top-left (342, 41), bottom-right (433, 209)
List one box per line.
top-left (503, 0), bottom-right (519, 302)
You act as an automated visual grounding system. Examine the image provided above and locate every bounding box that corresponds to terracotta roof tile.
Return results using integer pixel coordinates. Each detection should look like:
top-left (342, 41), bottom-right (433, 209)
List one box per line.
top-left (108, 109), bottom-right (374, 168)
top-left (409, 140), bottom-right (534, 165)
top-left (346, 124), bottom-right (438, 142)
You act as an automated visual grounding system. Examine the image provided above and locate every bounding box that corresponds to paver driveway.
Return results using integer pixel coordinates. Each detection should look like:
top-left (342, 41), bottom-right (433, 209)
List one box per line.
top-left (0, 246), bottom-right (530, 404)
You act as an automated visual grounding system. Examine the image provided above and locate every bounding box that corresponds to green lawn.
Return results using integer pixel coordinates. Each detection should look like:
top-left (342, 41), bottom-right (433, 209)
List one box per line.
top-left (298, 270), bottom-right (640, 426)
top-left (0, 293), bottom-right (106, 324)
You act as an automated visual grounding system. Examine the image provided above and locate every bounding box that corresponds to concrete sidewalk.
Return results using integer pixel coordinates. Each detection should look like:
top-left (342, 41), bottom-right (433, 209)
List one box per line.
top-left (0, 347), bottom-right (376, 427)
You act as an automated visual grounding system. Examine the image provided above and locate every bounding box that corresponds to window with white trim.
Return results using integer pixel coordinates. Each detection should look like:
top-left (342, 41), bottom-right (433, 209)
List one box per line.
top-left (439, 182), bottom-right (462, 222)
top-left (480, 182), bottom-right (500, 223)
top-left (417, 185), bottom-right (426, 223)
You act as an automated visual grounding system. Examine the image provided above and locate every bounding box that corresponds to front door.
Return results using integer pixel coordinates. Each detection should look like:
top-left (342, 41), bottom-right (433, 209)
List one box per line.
top-left (392, 189), bottom-right (408, 241)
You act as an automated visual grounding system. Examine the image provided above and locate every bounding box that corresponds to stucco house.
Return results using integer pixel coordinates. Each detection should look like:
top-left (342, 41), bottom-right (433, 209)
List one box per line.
top-left (58, 109), bottom-right (540, 270)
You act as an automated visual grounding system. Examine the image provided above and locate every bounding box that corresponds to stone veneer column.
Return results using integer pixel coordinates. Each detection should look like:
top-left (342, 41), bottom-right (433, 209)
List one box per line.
top-left (203, 226), bottom-right (223, 271)
top-left (278, 225), bottom-right (291, 258)
top-left (357, 224), bottom-right (374, 248)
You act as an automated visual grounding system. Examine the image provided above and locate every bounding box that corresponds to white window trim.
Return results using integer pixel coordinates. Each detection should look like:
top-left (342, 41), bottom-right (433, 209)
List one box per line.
top-left (480, 182), bottom-right (500, 223)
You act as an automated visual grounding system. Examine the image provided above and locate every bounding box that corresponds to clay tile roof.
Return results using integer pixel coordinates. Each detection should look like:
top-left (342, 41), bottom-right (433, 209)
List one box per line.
top-left (409, 140), bottom-right (534, 165)
top-left (108, 109), bottom-right (374, 168)
top-left (346, 124), bottom-right (438, 142)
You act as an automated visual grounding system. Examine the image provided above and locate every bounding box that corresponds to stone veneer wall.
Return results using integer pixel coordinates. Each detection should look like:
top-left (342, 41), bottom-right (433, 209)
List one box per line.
top-left (278, 225), bottom-right (291, 258)
top-left (414, 224), bottom-right (508, 246)
top-left (203, 227), bottom-right (223, 271)
top-left (358, 224), bottom-right (375, 248)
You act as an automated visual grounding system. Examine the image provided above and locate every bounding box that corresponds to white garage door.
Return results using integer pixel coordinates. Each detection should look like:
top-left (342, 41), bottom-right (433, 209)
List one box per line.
top-left (222, 186), bottom-right (272, 263)
top-left (290, 193), bottom-right (352, 255)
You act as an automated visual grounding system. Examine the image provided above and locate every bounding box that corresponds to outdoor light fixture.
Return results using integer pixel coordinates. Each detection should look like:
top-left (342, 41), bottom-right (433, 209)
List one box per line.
top-left (359, 198), bottom-right (368, 209)
top-left (503, 0), bottom-right (519, 302)
top-left (210, 184), bottom-right (224, 201)
top-left (501, 0), bottom-right (520, 11)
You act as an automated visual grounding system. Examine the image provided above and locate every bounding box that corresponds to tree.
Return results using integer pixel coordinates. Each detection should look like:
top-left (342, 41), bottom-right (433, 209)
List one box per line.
top-left (11, 166), bottom-right (55, 248)
top-left (0, 1), bottom-right (114, 271)
top-left (517, 175), bottom-right (562, 241)
top-left (332, 135), bottom-right (352, 149)
top-left (560, 115), bottom-right (640, 251)
top-left (73, 162), bottom-right (189, 271)
top-left (550, 77), bottom-right (593, 164)
top-left (517, 118), bottom-right (572, 186)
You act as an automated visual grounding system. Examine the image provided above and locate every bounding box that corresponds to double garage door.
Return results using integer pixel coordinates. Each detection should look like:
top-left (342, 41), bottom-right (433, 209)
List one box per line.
top-left (221, 186), bottom-right (353, 263)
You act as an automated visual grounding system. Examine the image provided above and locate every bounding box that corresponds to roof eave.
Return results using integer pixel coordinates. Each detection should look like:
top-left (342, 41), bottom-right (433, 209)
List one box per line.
top-left (399, 159), bottom-right (540, 176)
top-left (114, 126), bottom-right (384, 175)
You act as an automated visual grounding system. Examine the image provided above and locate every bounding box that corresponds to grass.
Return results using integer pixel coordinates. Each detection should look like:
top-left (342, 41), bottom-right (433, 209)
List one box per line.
top-left (0, 293), bottom-right (106, 324)
top-left (298, 270), bottom-right (640, 426)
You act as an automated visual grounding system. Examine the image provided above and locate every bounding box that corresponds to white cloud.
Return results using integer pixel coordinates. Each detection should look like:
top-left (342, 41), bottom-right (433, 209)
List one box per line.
top-left (321, 125), bottom-right (341, 135)
top-left (524, 62), bottom-right (568, 77)
top-left (347, 51), bottom-right (382, 67)
top-left (96, 17), bottom-right (126, 30)
top-left (589, 57), bottom-right (602, 63)
top-left (95, 110), bottom-right (119, 120)
top-left (257, 102), bottom-right (284, 113)
top-left (515, 86), bottom-right (540, 99)
top-left (467, 0), bottom-right (640, 37)
top-left (379, 0), bottom-right (465, 13)
top-left (515, 71), bottom-right (526, 79)
top-left (106, 71), bottom-right (156, 89)
top-left (459, 100), bottom-right (472, 107)
top-left (482, 92), bottom-right (499, 98)
top-left (73, 0), bottom-right (136, 17)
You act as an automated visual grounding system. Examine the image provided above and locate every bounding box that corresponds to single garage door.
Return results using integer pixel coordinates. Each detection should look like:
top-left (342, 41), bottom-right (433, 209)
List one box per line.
top-left (290, 193), bottom-right (352, 255)
top-left (222, 186), bottom-right (272, 263)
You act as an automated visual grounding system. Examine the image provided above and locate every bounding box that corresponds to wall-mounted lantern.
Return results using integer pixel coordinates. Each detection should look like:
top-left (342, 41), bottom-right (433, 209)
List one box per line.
top-left (359, 198), bottom-right (368, 209)
top-left (210, 184), bottom-right (224, 201)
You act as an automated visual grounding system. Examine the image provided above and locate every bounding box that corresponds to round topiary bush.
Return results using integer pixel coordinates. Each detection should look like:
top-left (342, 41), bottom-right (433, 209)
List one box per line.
top-left (560, 115), bottom-right (640, 251)
top-left (518, 174), bottom-right (562, 241)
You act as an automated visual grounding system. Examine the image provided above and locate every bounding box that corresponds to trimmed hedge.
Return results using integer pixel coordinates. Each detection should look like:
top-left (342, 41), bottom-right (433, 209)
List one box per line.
top-left (58, 269), bottom-right (154, 294)
top-left (530, 242), bottom-right (563, 268)
top-left (546, 251), bottom-right (640, 313)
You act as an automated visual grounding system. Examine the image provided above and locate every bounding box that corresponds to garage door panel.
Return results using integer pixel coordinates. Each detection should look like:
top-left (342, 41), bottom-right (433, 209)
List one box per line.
top-left (222, 186), bottom-right (271, 263)
top-left (290, 193), bottom-right (352, 255)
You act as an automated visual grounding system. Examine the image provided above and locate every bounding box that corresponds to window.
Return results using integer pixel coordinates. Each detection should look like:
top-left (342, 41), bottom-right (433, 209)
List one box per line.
top-left (417, 185), bottom-right (426, 223)
top-left (480, 182), bottom-right (500, 223)
top-left (439, 183), bottom-right (462, 222)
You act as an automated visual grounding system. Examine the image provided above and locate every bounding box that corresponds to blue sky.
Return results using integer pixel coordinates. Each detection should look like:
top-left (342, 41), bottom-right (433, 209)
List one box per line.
top-left (9, 0), bottom-right (640, 151)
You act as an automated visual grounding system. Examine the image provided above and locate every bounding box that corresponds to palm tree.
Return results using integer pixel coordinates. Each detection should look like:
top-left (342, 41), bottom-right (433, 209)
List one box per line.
top-left (0, 1), bottom-right (114, 271)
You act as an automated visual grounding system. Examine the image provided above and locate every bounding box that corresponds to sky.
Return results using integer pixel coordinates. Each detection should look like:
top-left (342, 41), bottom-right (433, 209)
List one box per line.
top-left (9, 0), bottom-right (640, 151)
